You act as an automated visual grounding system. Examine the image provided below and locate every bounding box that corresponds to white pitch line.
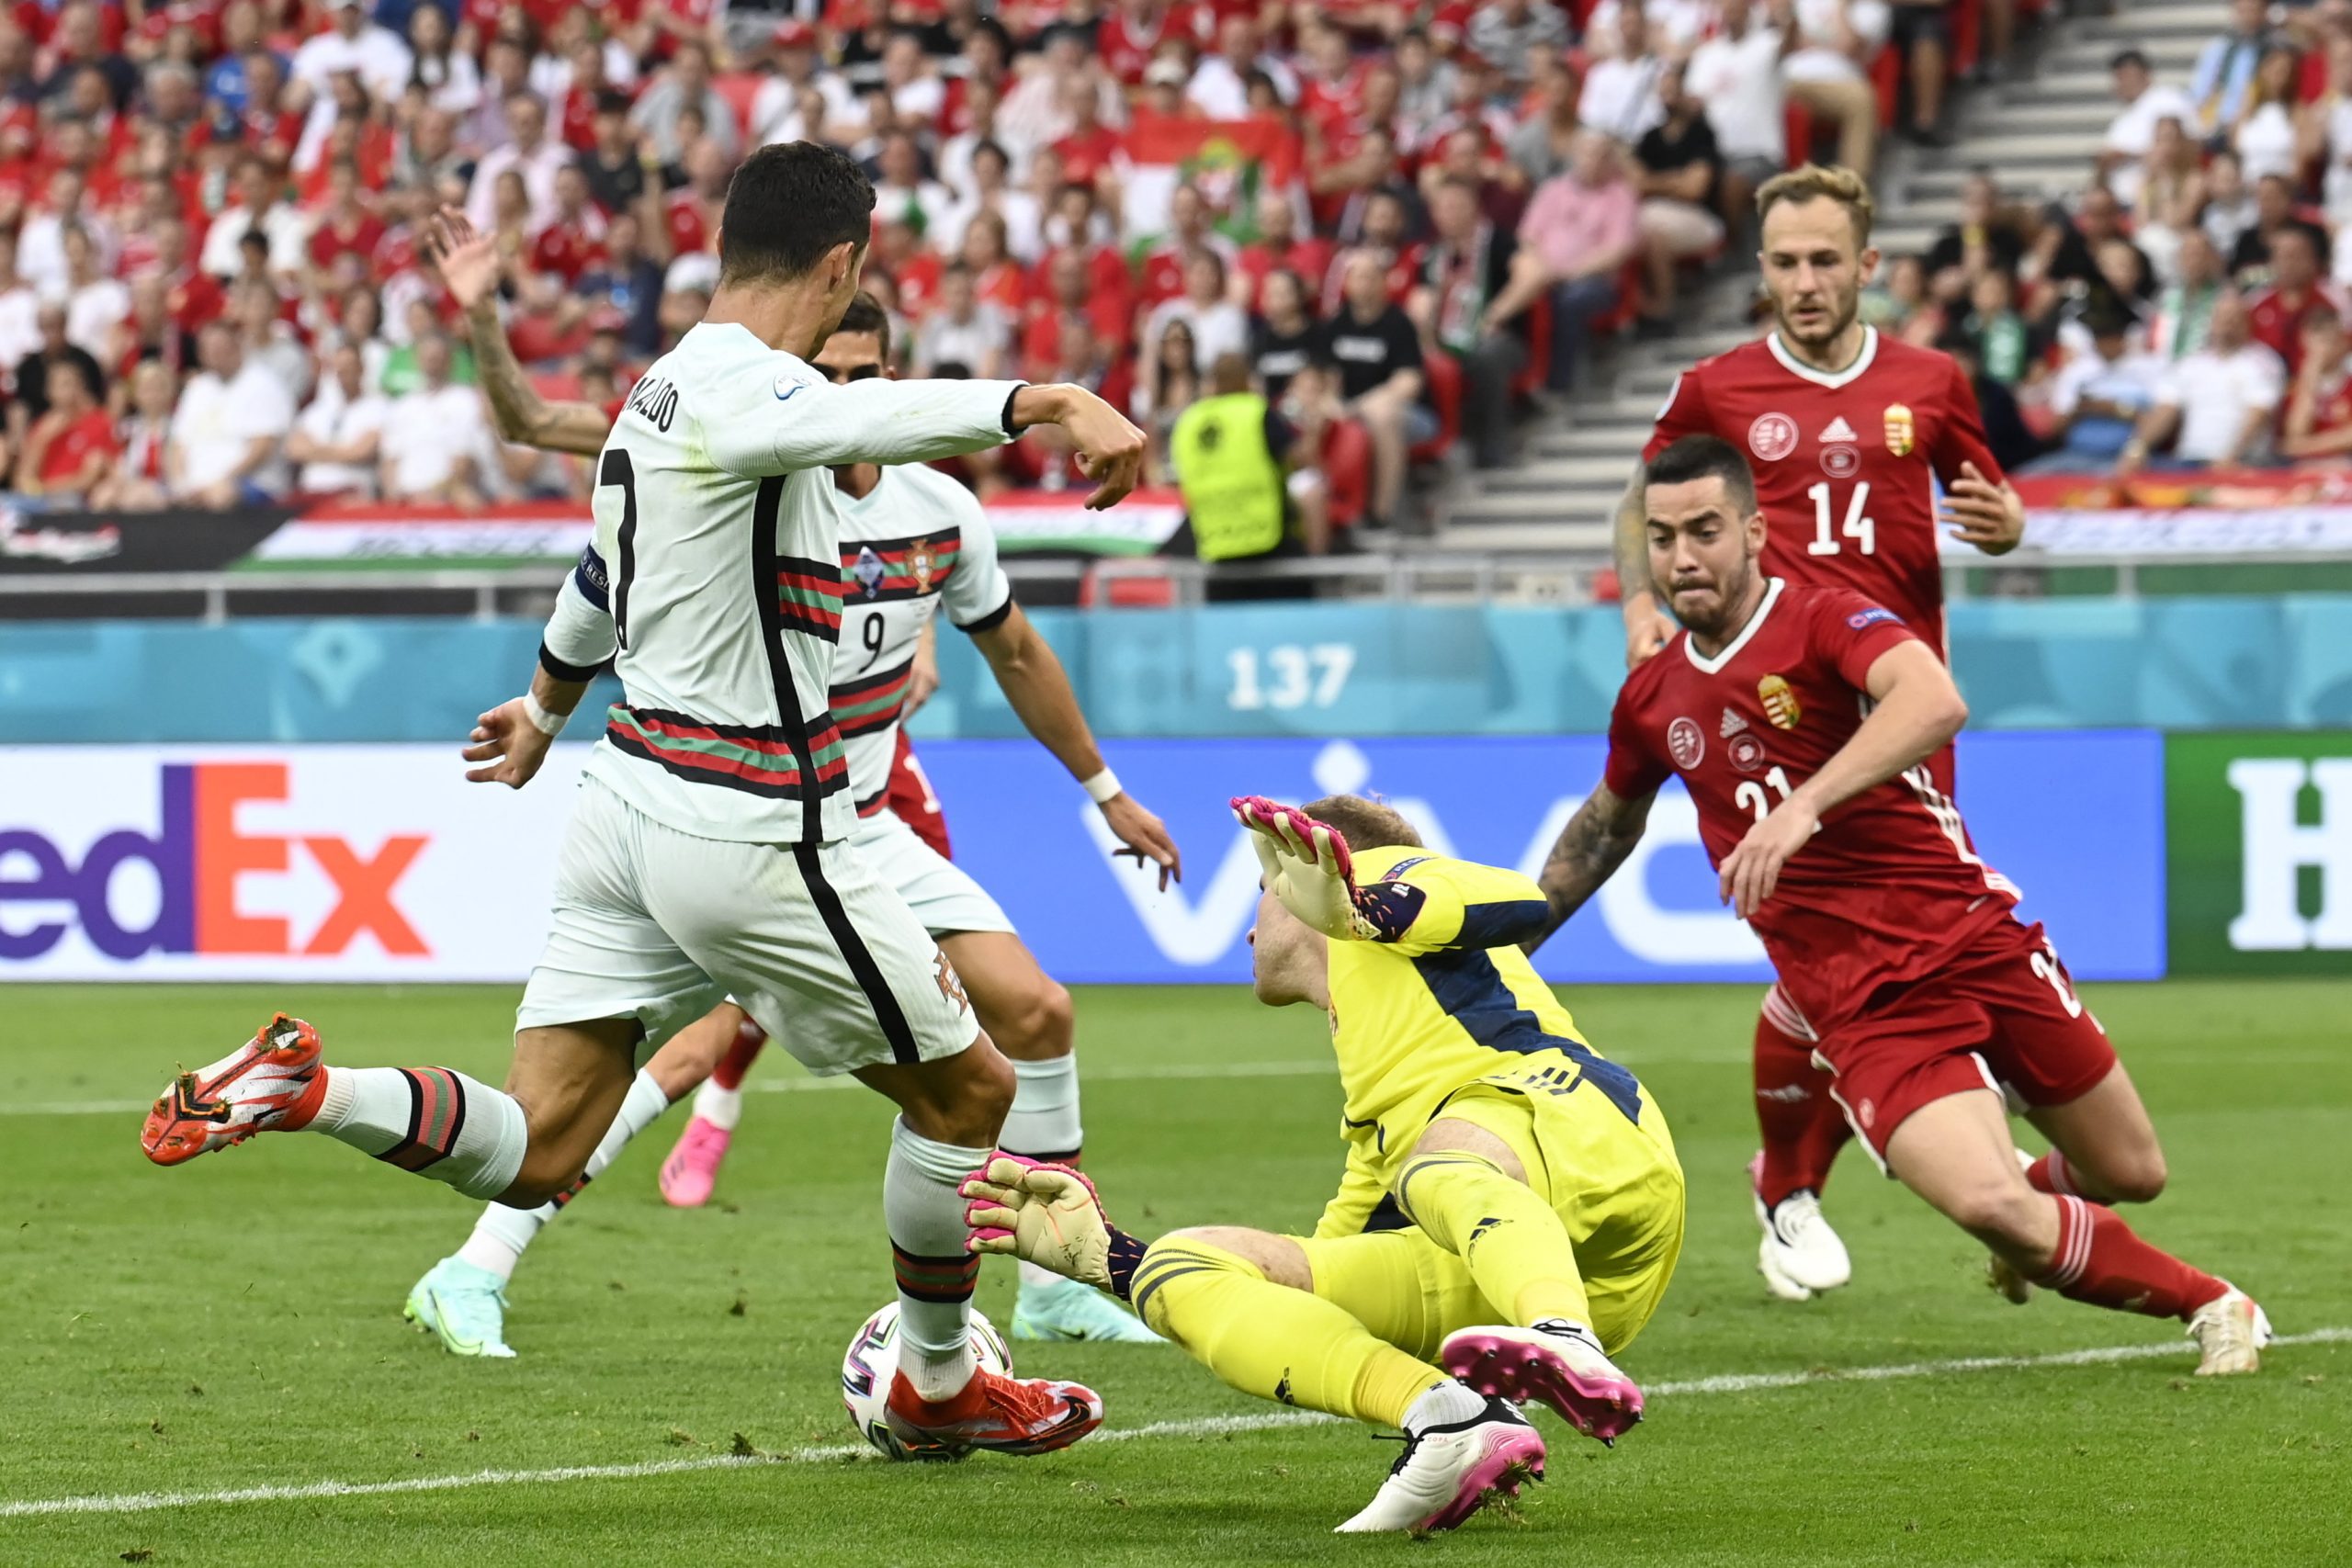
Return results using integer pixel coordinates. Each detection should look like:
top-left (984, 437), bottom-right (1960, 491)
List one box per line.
top-left (6, 1329), bottom-right (2343, 1521)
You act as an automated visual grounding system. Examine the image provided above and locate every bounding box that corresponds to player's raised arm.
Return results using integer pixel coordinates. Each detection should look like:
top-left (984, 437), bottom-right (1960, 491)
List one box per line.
top-left (1234, 798), bottom-right (1550, 953)
top-left (1717, 637), bottom-right (1969, 918)
top-left (713, 374), bottom-right (1146, 512)
top-left (1524, 781), bottom-right (1657, 953)
top-left (426, 209), bottom-right (616, 458)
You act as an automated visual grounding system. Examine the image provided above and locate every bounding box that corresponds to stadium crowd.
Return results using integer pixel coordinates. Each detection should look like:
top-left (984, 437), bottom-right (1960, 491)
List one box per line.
top-left (1876, 0), bottom-right (2352, 474)
top-left (0, 0), bottom-right (2285, 544)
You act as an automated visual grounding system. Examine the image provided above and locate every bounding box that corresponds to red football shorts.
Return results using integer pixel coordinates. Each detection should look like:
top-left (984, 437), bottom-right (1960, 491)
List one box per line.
top-left (1812, 919), bottom-right (2118, 1168)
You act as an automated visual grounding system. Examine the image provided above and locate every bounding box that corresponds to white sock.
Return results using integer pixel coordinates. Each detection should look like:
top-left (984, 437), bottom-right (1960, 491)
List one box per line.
top-left (1405, 1380), bottom-right (1488, 1434)
top-left (886, 1117), bottom-right (991, 1402)
top-left (693, 1077), bottom-right (743, 1132)
top-left (311, 1066), bottom-right (527, 1201)
top-left (1000, 1053), bottom-right (1082, 1163)
top-left (454, 1069), bottom-right (671, 1283)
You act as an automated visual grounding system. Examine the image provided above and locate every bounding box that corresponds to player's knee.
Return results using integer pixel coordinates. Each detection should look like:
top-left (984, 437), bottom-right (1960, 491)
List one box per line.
top-left (503, 1146), bottom-right (585, 1210)
top-left (1942, 1181), bottom-right (2044, 1248)
top-left (919, 1038), bottom-right (1015, 1147)
top-left (989, 977), bottom-right (1074, 1061)
top-left (2104, 1147), bottom-right (2167, 1205)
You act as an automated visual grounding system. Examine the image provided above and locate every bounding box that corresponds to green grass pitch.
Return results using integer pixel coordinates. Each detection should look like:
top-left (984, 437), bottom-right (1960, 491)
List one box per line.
top-left (3, 979), bottom-right (2347, 1566)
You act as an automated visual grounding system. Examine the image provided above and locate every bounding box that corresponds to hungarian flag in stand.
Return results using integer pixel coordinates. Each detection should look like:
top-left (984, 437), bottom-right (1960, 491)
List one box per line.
top-left (1118, 112), bottom-right (1303, 254)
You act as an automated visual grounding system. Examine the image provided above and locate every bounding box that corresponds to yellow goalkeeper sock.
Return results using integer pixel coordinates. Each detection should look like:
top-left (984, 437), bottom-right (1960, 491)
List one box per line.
top-left (1396, 1149), bottom-right (1591, 1328)
top-left (1132, 1236), bottom-right (1448, 1428)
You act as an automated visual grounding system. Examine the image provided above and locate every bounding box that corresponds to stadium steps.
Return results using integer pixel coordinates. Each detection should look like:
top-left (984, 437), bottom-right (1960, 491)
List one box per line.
top-left (1436, 0), bottom-right (2209, 551)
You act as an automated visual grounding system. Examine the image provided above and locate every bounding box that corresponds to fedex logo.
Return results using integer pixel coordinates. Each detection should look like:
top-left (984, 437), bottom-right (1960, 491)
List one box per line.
top-left (0, 762), bottom-right (428, 961)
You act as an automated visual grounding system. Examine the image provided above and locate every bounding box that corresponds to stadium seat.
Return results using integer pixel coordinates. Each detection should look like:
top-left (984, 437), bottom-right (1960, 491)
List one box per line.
top-left (1871, 45), bottom-right (1901, 131)
top-left (1514, 291), bottom-right (1555, 397)
top-left (1321, 415), bottom-right (1373, 528)
top-left (530, 370), bottom-right (582, 403)
top-left (1412, 348), bottom-right (1464, 464)
top-left (1079, 560), bottom-right (1177, 607)
top-left (1783, 101), bottom-right (1821, 169)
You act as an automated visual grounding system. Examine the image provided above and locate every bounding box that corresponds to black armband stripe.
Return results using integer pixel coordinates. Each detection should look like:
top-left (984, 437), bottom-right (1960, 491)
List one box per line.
top-left (538, 641), bottom-right (606, 682)
top-left (954, 592), bottom-right (1015, 636)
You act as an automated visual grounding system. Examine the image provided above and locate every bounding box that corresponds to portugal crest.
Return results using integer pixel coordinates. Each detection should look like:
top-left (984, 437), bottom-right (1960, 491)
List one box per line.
top-left (906, 539), bottom-right (937, 592)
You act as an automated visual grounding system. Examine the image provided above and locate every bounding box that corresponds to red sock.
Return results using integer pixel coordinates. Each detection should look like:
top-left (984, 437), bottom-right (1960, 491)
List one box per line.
top-left (2035, 1194), bottom-right (2228, 1321)
top-left (2024, 1151), bottom-right (2104, 1202)
top-left (710, 1019), bottom-right (768, 1091)
top-left (1753, 998), bottom-right (1851, 1208)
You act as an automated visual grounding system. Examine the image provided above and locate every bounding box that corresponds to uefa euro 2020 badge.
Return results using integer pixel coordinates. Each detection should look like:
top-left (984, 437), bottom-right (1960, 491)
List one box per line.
top-left (1758, 674), bottom-right (1803, 730)
top-left (1883, 402), bottom-right (1916, 457)
top-left (853, 545), bottom-right (886, 599)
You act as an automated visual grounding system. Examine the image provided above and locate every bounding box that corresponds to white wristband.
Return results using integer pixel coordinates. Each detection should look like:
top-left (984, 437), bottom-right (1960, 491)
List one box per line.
top-left (522, 692), bottom-right (569, 738)
top-left (1080, 766), bottom-right (1122, 805)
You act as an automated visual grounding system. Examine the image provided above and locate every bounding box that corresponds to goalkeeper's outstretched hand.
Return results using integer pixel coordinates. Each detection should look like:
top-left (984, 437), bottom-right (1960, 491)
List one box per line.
top-left (961, 1156), bottom-right (1114, 1291)
top-left (1231, 795), bottom-right (1374, 941)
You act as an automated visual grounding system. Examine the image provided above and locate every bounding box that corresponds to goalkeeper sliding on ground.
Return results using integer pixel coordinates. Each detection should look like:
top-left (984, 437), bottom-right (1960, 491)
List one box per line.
top-left (962, 794), bottom-right (1685, 1535)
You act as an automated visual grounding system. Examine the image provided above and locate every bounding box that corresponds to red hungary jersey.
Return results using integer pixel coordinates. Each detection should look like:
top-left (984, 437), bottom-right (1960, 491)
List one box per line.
top-left (1602, 580), bottom-right (2020, 1035)
top-left (1643, 327), bottom-right (2003, 659)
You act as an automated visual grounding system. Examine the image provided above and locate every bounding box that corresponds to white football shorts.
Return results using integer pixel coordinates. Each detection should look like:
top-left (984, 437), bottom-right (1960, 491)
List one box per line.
top-left (517, 773), bottom-right (979, 1075)
top-left (851, 807), bottom-right (1014, 937)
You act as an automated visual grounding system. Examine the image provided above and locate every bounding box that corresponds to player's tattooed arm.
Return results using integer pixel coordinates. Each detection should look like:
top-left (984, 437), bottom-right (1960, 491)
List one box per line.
top-left (427, 207), bottom-right (615, 457)
top-left (1615, 463), bottom-right (1676, 669)
top-left (1526, 781), bottom-right (1656, 952)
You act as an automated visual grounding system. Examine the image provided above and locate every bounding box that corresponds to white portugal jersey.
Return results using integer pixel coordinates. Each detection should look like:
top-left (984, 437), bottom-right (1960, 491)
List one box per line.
top-left (831, 463), bottom-right (1012, 818)
top-left (574, 321), bottom-right (1022, 846)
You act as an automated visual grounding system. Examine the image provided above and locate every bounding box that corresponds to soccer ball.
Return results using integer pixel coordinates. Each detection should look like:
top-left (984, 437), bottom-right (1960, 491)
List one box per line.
top-left (840, 1301), bottom-right (1013, 1461)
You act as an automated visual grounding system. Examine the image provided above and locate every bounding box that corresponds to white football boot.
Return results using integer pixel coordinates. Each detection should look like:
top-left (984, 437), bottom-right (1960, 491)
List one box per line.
top-left (1335, 1393), bottom-right (1545, 1534)
top-left (1754, 1184), bottom-right (1852, 1302)
top-left (2187, 1286), bottom-right (2272, 1376)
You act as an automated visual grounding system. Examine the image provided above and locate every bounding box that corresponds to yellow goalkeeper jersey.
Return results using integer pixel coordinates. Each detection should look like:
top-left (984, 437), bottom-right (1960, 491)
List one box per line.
top-left (1311, 845), bottom-right (1665, 1237)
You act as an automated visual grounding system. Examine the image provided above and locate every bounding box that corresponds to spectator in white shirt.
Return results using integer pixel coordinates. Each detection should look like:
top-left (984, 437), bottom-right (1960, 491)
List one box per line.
top-left (20, 168), bottom-right (117, 296)
top-left (914, 265), bottom-right (1012, 378)
top-left (2120, 293), bottom-right (2285, 471)
top-left (870, 130), bottom-right (956, 233)
top-left (466, 89), bottom-right (572, 234)
top-left (0, 231), bottom-right (40, 373)
top-left (198, 156), bottom-right (310, 279)
top-left (1578, 5), bottom-right (1668, 144)
top-left (286, 341), bottom-right (390, 497)
top-left (379, 331), bottom-right (491, 503)
top-left (1781, 0), bottom-right (1887, 178)
top-left (168, 321), bottom-right (297, 507)
top-left (1189, 16), bottom-right (1297, 118)
top-left (2031, 310), bottom-right (2166, 470)
top-left (59, 225), bottom-right (126, 361)
top-left (2100, 48), bottom-right (2199, 206)
top-left (1145, 251), bottom-right (1253, 369)
top-left (233, 280), bottom-right (314, 408)
top-left (289, 0), bottom-right (414, 107)
top-left (1687, 0), bottom-right (1792, 230)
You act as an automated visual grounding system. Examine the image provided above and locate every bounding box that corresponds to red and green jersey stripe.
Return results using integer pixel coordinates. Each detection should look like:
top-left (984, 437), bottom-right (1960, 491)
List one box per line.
top-left (831, 656), bottom-right (917, 739)
top-left (605, 705), bottom-right (851, 801)
top-left (776, 552), bottom-right (845, 642)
